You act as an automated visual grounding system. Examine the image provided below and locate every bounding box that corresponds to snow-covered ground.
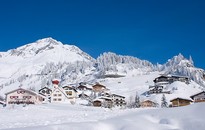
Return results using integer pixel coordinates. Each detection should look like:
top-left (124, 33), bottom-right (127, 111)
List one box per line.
top-left (0, 103), bottom-right (205, 130)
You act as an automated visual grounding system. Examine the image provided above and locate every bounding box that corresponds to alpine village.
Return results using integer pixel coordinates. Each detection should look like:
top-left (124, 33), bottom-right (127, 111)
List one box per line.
top-left (1, 74), bottom-right (205, 109)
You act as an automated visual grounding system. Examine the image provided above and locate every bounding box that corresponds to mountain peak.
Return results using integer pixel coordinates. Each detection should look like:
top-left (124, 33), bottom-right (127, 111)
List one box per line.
top-left (36, 37), bottom-right (62, 45)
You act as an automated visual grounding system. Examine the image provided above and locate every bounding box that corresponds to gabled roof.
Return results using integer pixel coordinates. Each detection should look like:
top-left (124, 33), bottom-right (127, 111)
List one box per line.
top-left (99, 96), bottom-right (112, 100)
top-left (5, 88), bottom-right (35, 95)
top-left (62, 86), bottom-right (77, 92)
top-left (141, 99), bottom-right (157, 104)
top-left (190, 91), bottom-right (205, 99)
top-left (77, 85), bottom-right (87, 89)
top-left (52, 87), bottom-right (70, 99)
top-left (39, 87), bottom-right (52, 92)
top-left (92, 83), bottom-right (106, 88)
top-left (112, 94), bottom-right (125, 98)
top-left (171, 75), bottom-right (189, 79)
top-left (5, 88), bottom-right (46, 98)
top-left (170, 97), bottom-right (193, 102)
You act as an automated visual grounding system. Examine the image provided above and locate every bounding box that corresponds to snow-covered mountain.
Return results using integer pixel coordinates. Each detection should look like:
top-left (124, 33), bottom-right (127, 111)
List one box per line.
top-left (0, 37), bottom-right (204, 98)
top-left (0, 38), bottom-right (96, 95)
top-left (160, 53), bottom-right (205, 87)
top-left (96, 52), bottom-right (154, 76)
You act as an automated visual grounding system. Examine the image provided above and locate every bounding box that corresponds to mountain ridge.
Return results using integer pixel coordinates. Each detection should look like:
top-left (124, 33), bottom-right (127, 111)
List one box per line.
top-left (0, 37), bottom-right (204, 96)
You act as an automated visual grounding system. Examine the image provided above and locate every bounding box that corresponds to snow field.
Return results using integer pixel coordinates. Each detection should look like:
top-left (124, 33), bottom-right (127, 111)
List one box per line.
top-left (1, 103), bottom-right (205, 130)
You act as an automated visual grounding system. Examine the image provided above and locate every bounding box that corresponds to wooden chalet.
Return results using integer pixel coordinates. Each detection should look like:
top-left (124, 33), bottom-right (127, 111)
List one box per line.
top-left (148, 85), bottom-right (163, 94)
top-left (170, 97), bottom-right (192, 107)
top-left (92, 83), bottom-right (106, 92)
top-left (171, 75), bottom-right (190, 84)
top-left (154, 75), bottom-right (190, 85)
top-left (190, 91), bottom-right (205, 103)
top-left (93, 96), bottom-right (113, 108)
top-left (5, 88), bottom-right (45, 105)
top-left (93, 99), bottom-right (102, 107)
top-left (140, 100), bottom-right (158, 108)
top-left (111, 94), bottom-right (126, 107)
top-left (153, 75), bottom-right (171, 84)
top-left (39, 87), bottom-right (52, 102)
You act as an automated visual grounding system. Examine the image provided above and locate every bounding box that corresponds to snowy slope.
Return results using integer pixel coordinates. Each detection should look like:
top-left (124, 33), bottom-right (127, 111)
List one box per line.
top-left (95, 71), bottom-right (203, 105)
top-left (160, 53), bottom-right (205, 87)
top-left (0, 103), bottom-right (205, 130)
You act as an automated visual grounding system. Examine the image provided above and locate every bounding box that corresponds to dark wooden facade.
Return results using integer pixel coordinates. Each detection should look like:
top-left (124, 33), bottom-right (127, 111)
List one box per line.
top-left (170, 98), bottom-right (192, 107)
top-left (92, 83), bottom-right (106, 92)
top-left (140, 100), bottom-right (158, 108)
top-left (190, 91), bottom-right (205, 103)
top-left (154, 75), bottom-right (190, 85)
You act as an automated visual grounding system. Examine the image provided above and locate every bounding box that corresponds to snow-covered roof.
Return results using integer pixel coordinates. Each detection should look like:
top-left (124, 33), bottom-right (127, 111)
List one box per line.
top-left (170, 97), bottom-right (193, 102)
top-left (112, 94), bottom-right (125, 98)
top-left (5, 88), bottom-right (46, 99)
top-left (190, 91), bottom-right (205, 99)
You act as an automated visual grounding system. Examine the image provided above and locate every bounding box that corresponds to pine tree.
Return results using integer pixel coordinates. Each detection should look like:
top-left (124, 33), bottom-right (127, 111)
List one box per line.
top-left (135, 92), bottom-right (141, 108)
top-left (161, 94), bottom-right (168, 108)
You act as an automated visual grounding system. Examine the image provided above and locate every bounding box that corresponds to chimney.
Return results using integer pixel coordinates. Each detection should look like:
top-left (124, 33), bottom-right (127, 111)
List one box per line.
top-left (52, 79), bottom-right (59, 88)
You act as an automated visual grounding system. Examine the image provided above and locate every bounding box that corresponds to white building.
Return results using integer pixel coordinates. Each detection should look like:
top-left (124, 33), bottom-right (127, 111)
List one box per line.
top-left (50, 80), bottom-right (77, 104)
top-left (5, 88), bottom-right (45, 105)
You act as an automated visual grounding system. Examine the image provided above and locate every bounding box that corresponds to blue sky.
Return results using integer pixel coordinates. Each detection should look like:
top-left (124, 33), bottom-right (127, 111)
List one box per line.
top-left (0, 0), bottom-right (205, 69)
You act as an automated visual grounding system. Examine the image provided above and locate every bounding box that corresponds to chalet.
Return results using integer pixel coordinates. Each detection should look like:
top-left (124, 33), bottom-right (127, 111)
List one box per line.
top-left (190, 91), bottom-right (205, 103)
top-left (171, 75), bottom-right (190, 84)
top-left (51, 87), bottom-right (71, 103)
top-left (154, 75), bottom-right (190, 85)
top-left (62, 86), bottom-right (77, 99)
top-left (92, 83), bottom-right (106, 92)
top-left (51, 86), bottom-right (77, 104)
top-left (140, 100), bottom-right (158, 108)
top-left (93, 96), bottom-right (112, 108)
top-left (93, 99), bottom-right (102, 107)
top-left (39, 87), bottom-right (52, 102)
top-left (153, 75), bottom-right (171, 84)
top-left (148, 85), bottom-right (163, 94)
top-left (111, 94), bottom-right (126, 107)
top-left (170, 97), bottom-right (192, 107)
top-left (5, 88), bottom-right (45, 105)
top-left (76, 85), bottom-right (89, 91)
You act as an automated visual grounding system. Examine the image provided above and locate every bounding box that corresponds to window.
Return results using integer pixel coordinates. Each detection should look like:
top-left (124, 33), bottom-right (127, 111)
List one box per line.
top-left (58, 94), bottom-right (62, 96)
top-left (53, 94), bottom-right (57, 96)
top-left (53, 98), bottom-right (57, 101)
top-left (17, 90), bottom-right (25, 94)
top-left (10, 96), bottom-right (18, 99)
top-left (58, 98), bottom-right (61, 101)
top-left (23, 96), bottom-right (32, 99)
top-left (66, 91), bottom-right (72, 96)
